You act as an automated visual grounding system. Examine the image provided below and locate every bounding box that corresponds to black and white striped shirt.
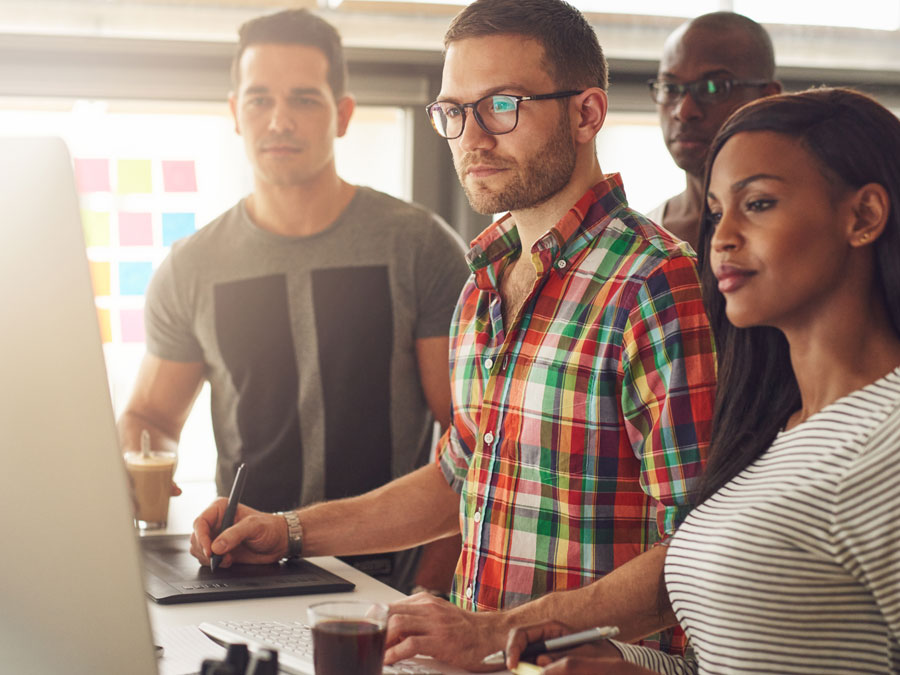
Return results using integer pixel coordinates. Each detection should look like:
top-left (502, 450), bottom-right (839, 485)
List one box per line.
top-left (618, 368), bottom-right (900, 673)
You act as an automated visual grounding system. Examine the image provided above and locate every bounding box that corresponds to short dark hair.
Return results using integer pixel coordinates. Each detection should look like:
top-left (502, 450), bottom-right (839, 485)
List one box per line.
top-left (231, 9), bottom-right (347, 97)
top-left (685, 11), bottom-right (776, 80)
top-left (695, 87), bottom-right (900, 504)
top-left (444, 0), bottom-right (608, 91)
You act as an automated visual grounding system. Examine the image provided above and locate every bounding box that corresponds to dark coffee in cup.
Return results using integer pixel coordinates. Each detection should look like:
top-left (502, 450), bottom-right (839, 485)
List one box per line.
top-left (312, 619), bottom-right (386, 675)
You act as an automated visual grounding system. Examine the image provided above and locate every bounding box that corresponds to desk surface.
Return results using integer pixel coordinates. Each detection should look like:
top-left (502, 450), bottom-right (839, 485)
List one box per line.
top-left (147, 483), bottom-right (507, 674)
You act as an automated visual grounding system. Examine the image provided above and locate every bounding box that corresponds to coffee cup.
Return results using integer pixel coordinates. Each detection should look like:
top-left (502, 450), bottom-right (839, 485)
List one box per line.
top-left (124, 450), bottom-right (177, 530)
top-left (308, 601), bottom-right (388, 675)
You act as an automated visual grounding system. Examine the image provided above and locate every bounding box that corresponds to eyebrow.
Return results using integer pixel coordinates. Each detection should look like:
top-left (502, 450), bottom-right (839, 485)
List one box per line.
top-left (730, 173), bottom-right (786, 192)
top-left (436, 83), bottom-right (531, 102)
top-left (658, 68), bottom-right (735, 81)
top-left (708, 172), bottom-right (786, 202)
top-left (242, 86), bottom-right (325, 97)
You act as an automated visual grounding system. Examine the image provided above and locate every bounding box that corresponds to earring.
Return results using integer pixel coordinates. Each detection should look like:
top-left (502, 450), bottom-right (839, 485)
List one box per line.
top-left (860, 232), bottom-right (870, 243)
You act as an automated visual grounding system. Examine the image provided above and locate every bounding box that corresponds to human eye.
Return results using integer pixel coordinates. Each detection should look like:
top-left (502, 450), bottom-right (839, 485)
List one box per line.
top-left (290, 96), bottom-right (319, 108)
top-left (698, 79), bottom-right (731, 102)
top-left (490, 96), bottom-right (518, 114)
top-left (246, 95), bottom-right (270, 107)
top-left (661, 82), bottom-right (682, 96)
top-left (745, 197), bottom-right (776, 213)
top-left (705, 209), bottom-right (723, 227)
top-left (441, 103), bottom-right (463, 119)
top-left (705, 79), bottom-right (727, 94)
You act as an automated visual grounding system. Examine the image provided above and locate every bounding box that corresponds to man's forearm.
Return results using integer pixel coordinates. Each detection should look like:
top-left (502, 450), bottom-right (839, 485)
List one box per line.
top-left (117, 410), bottom-right (181, 454)
top-left (497, 545), bottom-right (675, 642)
top-left (296, 462), bottom-right (461, 558)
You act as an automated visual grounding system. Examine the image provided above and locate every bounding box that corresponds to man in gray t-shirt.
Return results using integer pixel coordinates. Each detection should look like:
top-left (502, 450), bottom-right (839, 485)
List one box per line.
top-left (117, 9), bottom-right (469, 592)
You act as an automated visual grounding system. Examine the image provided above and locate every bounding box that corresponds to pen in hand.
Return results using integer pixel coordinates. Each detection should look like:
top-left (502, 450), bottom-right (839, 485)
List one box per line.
top-left (210, 463), bottom-right (247, 572)
top-left (481, 625), bottom-right (620, 666)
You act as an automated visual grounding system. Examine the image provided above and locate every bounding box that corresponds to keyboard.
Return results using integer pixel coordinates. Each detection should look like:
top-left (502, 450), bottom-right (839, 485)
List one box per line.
top-left (198, 619), bottom-right (444, 674)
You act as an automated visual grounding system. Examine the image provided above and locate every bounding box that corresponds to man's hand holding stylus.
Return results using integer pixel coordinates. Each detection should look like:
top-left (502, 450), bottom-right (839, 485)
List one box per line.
top-left (190, 499), bottom-right (288, 567)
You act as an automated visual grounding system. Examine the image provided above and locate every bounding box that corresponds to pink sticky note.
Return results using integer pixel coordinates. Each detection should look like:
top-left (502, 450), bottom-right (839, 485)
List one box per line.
top-left (161, 160), bottom-right (198, 192)
top-left (74, 158), bottom-right (111, 193)
top-left (120, 309), bottom-right (145, 343)
top-left (118, 212), bottom-right (153, 246)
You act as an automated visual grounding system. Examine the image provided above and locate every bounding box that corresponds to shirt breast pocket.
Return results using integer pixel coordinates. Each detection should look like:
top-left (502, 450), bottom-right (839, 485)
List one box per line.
top-left (516, 350), bottom-right (600, 475)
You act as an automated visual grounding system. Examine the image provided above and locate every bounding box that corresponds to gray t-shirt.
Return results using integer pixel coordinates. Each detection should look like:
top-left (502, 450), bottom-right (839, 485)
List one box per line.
top-left (145, 187), bottom-right (469, 586)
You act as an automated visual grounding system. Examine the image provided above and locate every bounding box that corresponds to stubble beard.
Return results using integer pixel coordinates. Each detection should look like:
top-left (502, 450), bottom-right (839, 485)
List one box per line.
top-left (456, 115), bottom-right (577, 215)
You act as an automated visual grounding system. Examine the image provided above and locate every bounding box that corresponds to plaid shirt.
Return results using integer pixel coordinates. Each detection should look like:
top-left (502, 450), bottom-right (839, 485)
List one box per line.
top-left (437, 175), bottom-right (716, 614)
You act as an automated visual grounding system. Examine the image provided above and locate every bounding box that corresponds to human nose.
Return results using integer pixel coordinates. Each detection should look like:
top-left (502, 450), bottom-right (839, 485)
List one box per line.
top-left (267, 100), bottom-right (295, 133)
top-left (456, 109), bottom-right (495, 152)
top-left (672, 90), bottom-right (703, 122)
top-left (710, 210), bottom-right (740, 253)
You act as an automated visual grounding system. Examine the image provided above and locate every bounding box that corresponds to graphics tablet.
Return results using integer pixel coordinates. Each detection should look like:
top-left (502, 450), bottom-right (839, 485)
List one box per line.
top-left (141, 534), bottom-right (355, 604)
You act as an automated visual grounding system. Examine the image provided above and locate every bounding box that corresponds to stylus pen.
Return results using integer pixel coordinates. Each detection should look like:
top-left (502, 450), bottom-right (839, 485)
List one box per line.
top-left (481, 625), bottom-right (620, 666)
top-left (210, 462), bottom-right (247, 572)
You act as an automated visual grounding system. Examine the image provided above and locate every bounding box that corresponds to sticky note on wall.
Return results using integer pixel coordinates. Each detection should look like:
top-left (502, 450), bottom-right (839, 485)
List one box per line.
top-left (162, 212), bottom-right (196, 245)
top-left (117, 159), bottom-right (152, 194)
top-left (82, 210), bottom-right (111, 247)
top-left (89, 261), bottom-right (111, 296)
top-left (119, 212), bottom-right (153, 246)
top-left (96, 308), bottom-right (112, 343)
top-left (120, 309), bottom-right (145, 343)
top-left (162, 160), bottom-right (198, 192)
top-left (118, 261), bottom-right (154, 295)
top-left (74, 158), bottom-right (111, 193)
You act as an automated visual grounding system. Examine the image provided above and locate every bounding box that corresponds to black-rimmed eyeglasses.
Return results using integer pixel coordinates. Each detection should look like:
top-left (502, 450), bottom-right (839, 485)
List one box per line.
top-left (425, 90), bottom-right (583, 139)
top-left (647, 78), bottom-right (770, 106)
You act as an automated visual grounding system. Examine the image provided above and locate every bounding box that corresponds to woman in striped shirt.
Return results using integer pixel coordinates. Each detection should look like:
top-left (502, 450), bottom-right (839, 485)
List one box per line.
top-left (504, 88), bottom-right (900, 673)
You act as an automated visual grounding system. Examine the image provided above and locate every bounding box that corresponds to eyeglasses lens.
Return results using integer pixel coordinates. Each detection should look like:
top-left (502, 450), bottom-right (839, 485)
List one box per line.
top-left (429, 103), bottom-right (459, 139)
top-left (697, 79), bottom-right (728, 103)
top-left (474, 95), bottom-right (519, 134)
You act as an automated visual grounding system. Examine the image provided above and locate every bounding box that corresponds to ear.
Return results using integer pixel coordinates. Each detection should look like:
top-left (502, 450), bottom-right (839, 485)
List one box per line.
top-left (847, 182), bottom-right (890, 248)
top-left (572, 87), bottom-right (607, 145)
top-left (336, 95), bottom-right (356, 138)
top-left (228, 93), bottom-right (240, 136)
top-left (763, 81), bottom-right (783, 96)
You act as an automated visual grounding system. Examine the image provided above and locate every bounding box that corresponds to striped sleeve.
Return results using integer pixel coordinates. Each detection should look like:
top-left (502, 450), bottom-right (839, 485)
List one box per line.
top-left (834, 407), bottom-right (900, 669)
top-left (613, 640), bottom-right (698, 674)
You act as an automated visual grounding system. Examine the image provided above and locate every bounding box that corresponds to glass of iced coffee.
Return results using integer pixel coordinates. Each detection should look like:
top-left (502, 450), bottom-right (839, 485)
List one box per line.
top-left (308, 601), bottom-right (389, 675)
top-left (124, 449), bottom-right (177, 530)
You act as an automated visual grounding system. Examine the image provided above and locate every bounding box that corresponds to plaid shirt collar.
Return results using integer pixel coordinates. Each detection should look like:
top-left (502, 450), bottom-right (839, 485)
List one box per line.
top-left (466, 173), bottom-right (629, 292)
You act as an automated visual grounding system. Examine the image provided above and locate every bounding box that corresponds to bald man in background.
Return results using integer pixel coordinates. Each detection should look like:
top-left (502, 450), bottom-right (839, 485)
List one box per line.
top-left (646, 12), bottom-right (781, 251)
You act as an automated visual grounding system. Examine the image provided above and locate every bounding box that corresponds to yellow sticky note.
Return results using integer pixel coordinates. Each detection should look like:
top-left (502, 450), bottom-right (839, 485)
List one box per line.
top-left (89, 261), bottom-right (111, 296)
top-left (512, 663), bottom-right (544, 675)
top-left (82, 210), bottom-right (111, 247)
top-left (117, 159), bottom-right (153, 194)
top-left (96, 308), bottom-right (112, 343)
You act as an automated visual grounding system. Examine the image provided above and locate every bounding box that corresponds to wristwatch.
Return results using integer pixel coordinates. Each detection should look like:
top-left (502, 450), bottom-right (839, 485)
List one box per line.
top-left (275, 510), bottom-right (304, 559)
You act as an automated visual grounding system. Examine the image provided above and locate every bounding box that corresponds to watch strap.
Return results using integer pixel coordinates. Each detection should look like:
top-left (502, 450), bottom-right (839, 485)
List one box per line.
top-left (275, 510), bottom-right (304, 559)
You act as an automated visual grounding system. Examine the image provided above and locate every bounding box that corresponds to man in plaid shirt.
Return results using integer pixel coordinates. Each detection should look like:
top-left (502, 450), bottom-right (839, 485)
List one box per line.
top-left (191, 0), bottom-right (717, 668)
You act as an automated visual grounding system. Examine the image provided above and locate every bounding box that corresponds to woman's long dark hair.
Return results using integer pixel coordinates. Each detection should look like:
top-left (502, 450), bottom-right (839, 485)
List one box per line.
top-left (695, 87), bottom-right (900, 503)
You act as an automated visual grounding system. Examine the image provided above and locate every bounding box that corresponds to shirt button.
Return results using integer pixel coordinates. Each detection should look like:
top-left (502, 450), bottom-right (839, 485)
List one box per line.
top-left (465, 585), bottom-right (473, 599)
top-left (483, 431), bottom-right (494, 445)
top-left (556, 259), bottom-right (568, 269)
top-left (484, 357), bottom-right (494, 370)
top-left (473, 510), bottom-right (482, 523)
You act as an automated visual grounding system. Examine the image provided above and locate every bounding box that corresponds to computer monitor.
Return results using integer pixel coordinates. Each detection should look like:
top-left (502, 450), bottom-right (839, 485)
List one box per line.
top-left (0, 137), bottom-right (158, 674)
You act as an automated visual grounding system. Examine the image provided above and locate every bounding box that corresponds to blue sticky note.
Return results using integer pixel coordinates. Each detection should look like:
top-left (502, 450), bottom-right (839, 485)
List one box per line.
top-left (119, 262), bottom-right (154, 296)
top-left (162, 212), bottom-right (196, 246)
